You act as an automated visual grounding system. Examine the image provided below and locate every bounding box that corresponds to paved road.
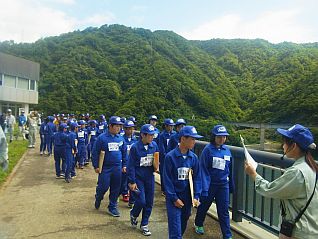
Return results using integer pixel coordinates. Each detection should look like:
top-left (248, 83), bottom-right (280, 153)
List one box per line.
top-left (0, 143), bottom-right (245, 239)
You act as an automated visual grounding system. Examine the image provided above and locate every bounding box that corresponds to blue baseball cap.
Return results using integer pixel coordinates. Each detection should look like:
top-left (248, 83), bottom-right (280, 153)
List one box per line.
top-left (176, 118), bottom-right (186, 126)
top-left (212, 125), bottom-right (229, 136)
top-left (124, 120), bottom-right (135, 128)
top-left (109, 116), bottom-right (124, 125)
top-left (78, 120), bottom-right (87, 125)
top-left (179, 126), bottom-right (203, 139)
top-left (59, 123), bottom-right (68, 131)
top-left (140, 124), bottom-right (156, 135)
top-left (277, 124), bottom-right (315, 150)
top-left (127, 116), bottom-right (137, 123)
top-left (70, 122), bottom-right (79, 129)
top-left (149, 115), bottom-right (158, 121)
top-left (164, 118), bottom-right (175, 126)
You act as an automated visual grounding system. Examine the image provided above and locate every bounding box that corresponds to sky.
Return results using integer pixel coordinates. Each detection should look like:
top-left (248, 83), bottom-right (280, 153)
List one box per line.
top-left (0, 0), bottom-right (317, 44)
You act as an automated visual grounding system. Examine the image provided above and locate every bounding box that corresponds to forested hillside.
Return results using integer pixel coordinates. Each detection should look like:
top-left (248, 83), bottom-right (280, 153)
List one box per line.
top-left (1, 24), bottom-right (317, 127)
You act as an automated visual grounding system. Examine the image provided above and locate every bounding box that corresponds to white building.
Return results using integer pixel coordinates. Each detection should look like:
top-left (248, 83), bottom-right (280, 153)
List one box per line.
top-left (0, 52), bottom-right (40, 116)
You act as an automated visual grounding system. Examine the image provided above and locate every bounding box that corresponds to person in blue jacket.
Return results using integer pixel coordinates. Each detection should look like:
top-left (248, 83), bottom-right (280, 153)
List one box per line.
top-left (46, 116), bottom-right (57, 157)
top-left (92, 116), bottom-right (127, 217)
top-left (148, 115), bottom-right (160, 144)
top-left (53, 123), bottom-right (68, 178)
top-left (120, 120), bottom-right (138, 205)
top-left (167, 118), bottom-right (187, 153)
top-left (163, 126), bottom-right (203, 239)
top-left (194, 125), bottom-right (234, 239)
top-left (158, 118), bottom-right (176, 195)
top-left (86, 120), bottom-right (98, 165)
top-left (76, 120), bottom-right (88, 169)
top-left (97, 114), bottom-right (108, 137)
top-left (16, 110), bottom-right (27, 140)
top-left (39, 117), bottom-right (47, 155)
top-left (127, 124), bottom-right (159, 236)
top-left (65, 122), bottom-right (78, 183)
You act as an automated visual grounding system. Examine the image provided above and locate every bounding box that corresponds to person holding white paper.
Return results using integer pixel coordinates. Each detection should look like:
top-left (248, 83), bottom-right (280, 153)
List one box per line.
top-left (245, 124), bottom-right (318, 239)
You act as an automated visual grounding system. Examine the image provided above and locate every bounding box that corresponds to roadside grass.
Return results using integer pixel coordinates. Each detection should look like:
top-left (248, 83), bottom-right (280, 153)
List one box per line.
top-left (0, 139), bottom-right (28, 186)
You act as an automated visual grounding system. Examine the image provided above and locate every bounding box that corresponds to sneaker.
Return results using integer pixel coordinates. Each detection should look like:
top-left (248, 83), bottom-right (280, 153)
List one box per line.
top-left (122, 194), bottom-right (129, 202)
top-left (140, 225), bottom-right (151, 236)
top-left (128, 203), bottom-right (134, 208)
top-left (95, 199), bottom-right (101, 209)
top-left (56, 175), bottom-right (61, 179)
top-left (108, 208), bottom-right (120, 217)
top-left (130, 213), bottom-right (138, 227)
top-left (65, 178), bottom-right (71, 183)
top-left (40, 152), bottom-right (43, 155)
top-left (28, 145), bottom-right (33, 148)
top-left (60, 173), bottom-right (65, 178)
top-left (71, 175), bottom-right (77, 179)
top-left (194, 224), bottom-right (204, 235)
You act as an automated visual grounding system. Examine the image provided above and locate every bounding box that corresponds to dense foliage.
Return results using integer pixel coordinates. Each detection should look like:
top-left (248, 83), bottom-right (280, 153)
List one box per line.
top-left (0, 24), bottom-right (317, 141)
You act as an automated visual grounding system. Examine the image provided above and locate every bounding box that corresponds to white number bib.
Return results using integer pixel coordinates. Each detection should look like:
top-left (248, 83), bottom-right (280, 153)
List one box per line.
top-left (178, 167), bottom-right (190, 180)
top-left (212, 157), bottom-right (226, 170)
top-left (140, 154), bottom-right (154, 167)
top-left (99, 125), bottom-right (104, 130)
top-left (108, 142), bottom-right (119, 151)
top-left (91, 131), bottom-right (96, 136)
top-left (78, 131), bottom-right (84, 138)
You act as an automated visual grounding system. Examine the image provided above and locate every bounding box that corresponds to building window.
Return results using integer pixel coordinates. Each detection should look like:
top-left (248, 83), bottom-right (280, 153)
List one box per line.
top-left (17, 77), bottom-right (29, 90)
top-left (0, 74), bottom-right (2, 85)
top-left (30, 80), bottom-right (36, 90)
top-left (3, 74), bottom-right (16, 88)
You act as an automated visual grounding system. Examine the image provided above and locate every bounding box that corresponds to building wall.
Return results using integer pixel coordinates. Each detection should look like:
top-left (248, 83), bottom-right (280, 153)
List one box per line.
top-left (0, 52), bottom-right (40, 116)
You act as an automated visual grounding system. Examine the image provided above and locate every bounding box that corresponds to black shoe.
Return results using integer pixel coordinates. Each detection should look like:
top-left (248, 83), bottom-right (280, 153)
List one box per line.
top-left (95, 199), bottom-right (101, 209)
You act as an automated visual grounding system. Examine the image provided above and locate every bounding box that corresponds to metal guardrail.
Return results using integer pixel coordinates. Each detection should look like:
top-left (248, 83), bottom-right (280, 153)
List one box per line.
top-left (193, 140), bottom-right (294, 235)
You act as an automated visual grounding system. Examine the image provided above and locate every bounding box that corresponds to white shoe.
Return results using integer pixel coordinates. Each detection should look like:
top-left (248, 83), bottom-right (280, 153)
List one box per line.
top-left (28, 145), bottom-right (33, 148)
top-left (140, 225), bottom-right (151, 236)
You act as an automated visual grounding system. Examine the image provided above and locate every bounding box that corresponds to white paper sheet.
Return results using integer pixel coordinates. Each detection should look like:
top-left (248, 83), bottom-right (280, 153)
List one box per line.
top-left (240, 134), bottom-right (258, 170)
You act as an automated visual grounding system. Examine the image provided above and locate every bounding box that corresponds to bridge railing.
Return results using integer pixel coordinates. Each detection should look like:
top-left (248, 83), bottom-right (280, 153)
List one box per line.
top-left (193, 140), bottom-right (294, 235)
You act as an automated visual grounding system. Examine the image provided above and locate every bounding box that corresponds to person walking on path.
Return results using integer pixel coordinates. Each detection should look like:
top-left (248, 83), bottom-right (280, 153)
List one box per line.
top-left (127, 124), bottom-right (159, 236)
top-left (92, 116), bottom-right (127, 217)
top-left (163, 126), bottom-right (203, 239)
top-left (5, 109), bottom-right (16, 143)
top-left (194, 125), bottom-right (234, 239)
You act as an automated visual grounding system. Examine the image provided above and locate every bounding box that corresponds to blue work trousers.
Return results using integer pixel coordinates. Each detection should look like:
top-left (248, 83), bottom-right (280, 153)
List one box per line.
top-left (46, 135), bottom-right (54, 155)
top-left (130, 176), bottom-right (155, 226)
top-left (120, 172), bottom-right (128, 196)
top-left (65, 148), bottom-right (75, 179)
top-left (54, 146), bottom-right (66, 176)
top-left (166, 189), bottom-right (192, 239)
top-left (40, 134), bottom-right (46, 153)
top-left (95, 165), bottom-right (122, 209)
top-left (77, 143), bottom-right (86, 167)
top-left (195, 183), bottom-right (232, 239)
top-left (159, 156), bottom-right (165, 192)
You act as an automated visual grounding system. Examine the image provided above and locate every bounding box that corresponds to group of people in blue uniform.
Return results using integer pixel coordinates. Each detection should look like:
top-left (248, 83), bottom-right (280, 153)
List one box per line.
top-left (40, 113), bottom-right (234, 238)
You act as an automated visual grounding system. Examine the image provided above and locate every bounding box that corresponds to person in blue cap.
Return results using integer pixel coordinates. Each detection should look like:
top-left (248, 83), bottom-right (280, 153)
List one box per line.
top-left (76, 120), bottom-right (88, 169)
top-left (158, 118), bottom-right (176, 195)
top-left (39, 117), bottom-right (47, 155)
top-left (246, 124), bottom-right (318, 239)
top-left (86, 120), bottom-right (98, 165)
top-left (120, 120), bottom-right (138, 205)
top-left (163, 125), bottom-right (203, 239)
top-left (53, 123), bottom-right (68, 178)
top-left (148, 115), bottom-right (160, 144)
top-left (194, 124), bottom-right (234, 239)
top-left (97, 114), bottom-right (108, 137)
top-left (127, 124), bottom-right (159, 236)
top-left (46, 116), bottom-right (57, 157)
top-left (92, 116), bottom-right (127, 217)
top-left (167, 118), bottom-right (187, 153)
top-left (65, 122), bottom-right (78, 183)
